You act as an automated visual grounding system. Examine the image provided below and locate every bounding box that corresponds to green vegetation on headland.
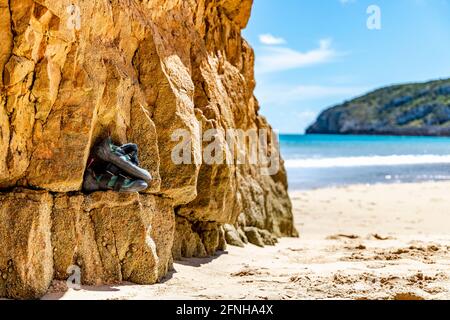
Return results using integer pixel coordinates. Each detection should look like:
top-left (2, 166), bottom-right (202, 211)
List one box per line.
top-left (306, 78), bottom-right (450, 136)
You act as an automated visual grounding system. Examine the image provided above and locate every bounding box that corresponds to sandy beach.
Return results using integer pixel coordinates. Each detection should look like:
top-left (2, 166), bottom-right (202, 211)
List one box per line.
top-left (44, 182), bottom-right (450, 300)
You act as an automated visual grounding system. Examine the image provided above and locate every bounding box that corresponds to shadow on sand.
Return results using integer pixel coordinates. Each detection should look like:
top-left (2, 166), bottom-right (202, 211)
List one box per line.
top-left (42, 250), bottom-right (229, 299)
top-left (158, 250), bottom-right (228, 283)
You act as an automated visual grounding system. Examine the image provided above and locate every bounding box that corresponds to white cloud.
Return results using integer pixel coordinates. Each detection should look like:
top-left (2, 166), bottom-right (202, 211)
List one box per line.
top-left (259, 34), bottom-right (287, 45)
top-left (256, 39), bottom-right (338, 74)
top-left (339, 0), bottom-right (356, 4)
top-left (285, 85), bottom-right (365, 101)
top-left (256, 84), bottom-right (368, 105)
top-left (294, 111), bottom-right (319, 126)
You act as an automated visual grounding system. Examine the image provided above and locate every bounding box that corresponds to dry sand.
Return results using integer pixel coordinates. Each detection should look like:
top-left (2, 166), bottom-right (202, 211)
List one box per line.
top-left (44, 182), bottom-right (450, 300)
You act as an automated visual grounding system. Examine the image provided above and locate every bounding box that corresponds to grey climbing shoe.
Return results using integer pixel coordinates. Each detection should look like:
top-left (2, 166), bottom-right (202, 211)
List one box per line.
top-left (94, 138), bottom-right (152, 183)
top-left (83, 167), bottom-right (148, 193)
top-left (120, 143), bottom-right (140, 166)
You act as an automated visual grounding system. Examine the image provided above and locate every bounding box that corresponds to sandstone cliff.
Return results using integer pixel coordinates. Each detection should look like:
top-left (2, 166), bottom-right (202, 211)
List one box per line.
top-left (0, 0), bottom-right (296, 299)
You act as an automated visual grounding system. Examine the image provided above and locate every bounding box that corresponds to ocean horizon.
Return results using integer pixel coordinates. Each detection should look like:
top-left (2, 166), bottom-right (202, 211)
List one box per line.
top-left (279, 134), bottom-right (450, 190)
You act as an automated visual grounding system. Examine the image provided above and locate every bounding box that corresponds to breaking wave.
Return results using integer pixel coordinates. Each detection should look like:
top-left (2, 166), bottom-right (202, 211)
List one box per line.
top-left (284, 155), bottom-right (450, 169)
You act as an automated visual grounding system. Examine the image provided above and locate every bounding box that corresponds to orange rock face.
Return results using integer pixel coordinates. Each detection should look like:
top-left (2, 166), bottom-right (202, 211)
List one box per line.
top-left (0, 0), bottom-right (295, 298)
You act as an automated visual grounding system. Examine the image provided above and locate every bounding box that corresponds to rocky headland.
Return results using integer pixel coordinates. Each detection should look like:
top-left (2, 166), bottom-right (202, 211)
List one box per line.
top-left (307, 79), bottom-right (450, 136)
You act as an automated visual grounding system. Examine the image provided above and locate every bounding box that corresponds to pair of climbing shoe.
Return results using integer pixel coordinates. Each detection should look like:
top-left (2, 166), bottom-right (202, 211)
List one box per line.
top-left (83, 138), bottom-right (152, 193)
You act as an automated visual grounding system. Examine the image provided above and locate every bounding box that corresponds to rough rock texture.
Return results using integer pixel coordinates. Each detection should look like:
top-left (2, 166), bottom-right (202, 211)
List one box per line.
top-left (172, 215), bottom-right (226, 259)
top-left (307, 78), bottom-right (450, 136)
top-left (223, 224), bottom-right (245, 247)
top-left (0, 0), bottom-right (295, 299)
top-left (0, 190), bottom-right (53, 299)
top-left (52, 192), bottom-right (174, 285)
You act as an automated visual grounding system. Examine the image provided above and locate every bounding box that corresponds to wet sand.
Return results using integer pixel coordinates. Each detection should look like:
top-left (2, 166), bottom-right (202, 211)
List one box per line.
top-left (43, 182), bottom-right (450, 300)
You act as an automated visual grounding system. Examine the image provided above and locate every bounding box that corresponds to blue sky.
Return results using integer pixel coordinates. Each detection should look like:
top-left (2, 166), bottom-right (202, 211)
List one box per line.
top-left (243, 0), bottom-right (450, 134)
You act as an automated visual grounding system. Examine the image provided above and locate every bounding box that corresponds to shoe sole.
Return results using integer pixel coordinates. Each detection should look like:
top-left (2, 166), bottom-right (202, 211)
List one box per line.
top-left (120, 180), bottom-right (148, 193)
top-left (83, 170), bottom-right (148, 193)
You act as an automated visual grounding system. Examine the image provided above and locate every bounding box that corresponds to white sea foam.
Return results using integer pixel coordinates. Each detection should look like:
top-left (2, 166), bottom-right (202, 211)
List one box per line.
top-left (284, 155), bottom-right (450, 169)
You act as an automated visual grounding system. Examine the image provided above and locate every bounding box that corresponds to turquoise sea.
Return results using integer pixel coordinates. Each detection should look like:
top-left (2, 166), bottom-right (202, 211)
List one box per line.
top-left (279, 134), bottom-right (450, 190)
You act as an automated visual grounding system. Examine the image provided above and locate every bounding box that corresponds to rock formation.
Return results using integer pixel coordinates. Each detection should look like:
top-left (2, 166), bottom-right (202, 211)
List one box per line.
top-left (0, 0), bottom-right (296, 299)
top-left (307, 79), bottom-right (450, 136)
